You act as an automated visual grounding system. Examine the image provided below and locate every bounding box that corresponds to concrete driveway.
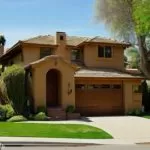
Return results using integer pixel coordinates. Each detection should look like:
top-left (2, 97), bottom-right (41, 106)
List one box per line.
top-left (86, 116), bottom-right (150, 139)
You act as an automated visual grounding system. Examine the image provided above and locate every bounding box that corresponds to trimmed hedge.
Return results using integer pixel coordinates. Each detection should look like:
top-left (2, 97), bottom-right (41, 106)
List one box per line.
top-left (7, 115), bottom-right (27, 122)
top-left (1, 65), bottom-right (26, 115)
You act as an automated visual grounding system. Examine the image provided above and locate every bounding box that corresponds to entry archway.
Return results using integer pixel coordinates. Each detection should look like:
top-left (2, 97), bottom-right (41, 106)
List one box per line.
top-left (46, 69), bottom-right (60, 107)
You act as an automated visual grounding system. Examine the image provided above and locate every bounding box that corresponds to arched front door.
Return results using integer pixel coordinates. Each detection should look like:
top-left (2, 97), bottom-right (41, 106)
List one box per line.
top-left (46, 69), bottom-right (59, 107)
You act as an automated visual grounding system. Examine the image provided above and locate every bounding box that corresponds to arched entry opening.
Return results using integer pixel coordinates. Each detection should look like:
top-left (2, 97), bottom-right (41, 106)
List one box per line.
top-left (46, 69), bottom-right (61, 107)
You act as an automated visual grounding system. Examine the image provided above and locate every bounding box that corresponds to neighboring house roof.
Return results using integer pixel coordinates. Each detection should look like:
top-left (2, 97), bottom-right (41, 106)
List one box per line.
top-left (75, 68), bottom-right (144, 79)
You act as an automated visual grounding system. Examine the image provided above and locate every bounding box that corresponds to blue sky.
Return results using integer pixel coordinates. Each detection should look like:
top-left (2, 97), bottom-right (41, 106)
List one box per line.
top-left (0, 0), bottom-right (110, 48)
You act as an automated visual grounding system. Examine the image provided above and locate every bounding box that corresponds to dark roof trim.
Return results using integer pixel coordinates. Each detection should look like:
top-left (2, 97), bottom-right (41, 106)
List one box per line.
top-left (0, 41), bottom-right (22, 63)
top-left (21, 42), bottom-right (58, 47)
top-left (75, 76), bottom-right (144, 80)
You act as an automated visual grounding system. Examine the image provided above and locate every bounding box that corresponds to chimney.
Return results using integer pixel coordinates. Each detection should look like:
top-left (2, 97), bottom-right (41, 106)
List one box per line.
top-left (55, 32), bottom-right (66, 45)
top-left (0, 45), bottom-right (4, 57)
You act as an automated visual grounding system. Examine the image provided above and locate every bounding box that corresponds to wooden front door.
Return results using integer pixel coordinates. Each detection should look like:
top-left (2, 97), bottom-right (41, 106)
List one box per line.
top-left (46, 69), bottom-right (59, 107)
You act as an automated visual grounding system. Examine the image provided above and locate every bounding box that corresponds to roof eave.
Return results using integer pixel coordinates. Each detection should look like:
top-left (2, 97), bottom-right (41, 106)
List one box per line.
top-left (0, 41), bottom-right (22, 62)
top-left (21, 42), bottom-right (58, 48)
top-left (77, 41), bottom-right (131, 48)
top-left (75, 76), bottom-right (145, 80)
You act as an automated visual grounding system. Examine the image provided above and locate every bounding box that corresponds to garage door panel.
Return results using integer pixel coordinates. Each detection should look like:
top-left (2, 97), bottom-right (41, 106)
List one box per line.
top-left (75, 84), bottom-right (124, 116)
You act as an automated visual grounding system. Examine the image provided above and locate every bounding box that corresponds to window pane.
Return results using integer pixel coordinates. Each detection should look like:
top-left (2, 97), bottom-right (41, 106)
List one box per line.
top-left (105, 46), bottom-right (112, 58)
top-left (87, 85), bottom-right (94, 90)
top-left (112, 84), bottom-right (121, 89)
top-left (75, 84), bottom-right (86, 90)
top-left (71, 49), bottom-right (81, 60)
top-left (93, 85), bottom-right (101, 89)
top-left (98, 46), bottom-right (104, 57)
top-left (101, 84), bottom-right (110, 88)
top-left (40, 48), bottom-right (52, 59)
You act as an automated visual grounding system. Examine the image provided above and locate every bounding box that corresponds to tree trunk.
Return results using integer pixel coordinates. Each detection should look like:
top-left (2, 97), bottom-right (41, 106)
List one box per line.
top-left (137, 35), bottom-right (150, 78)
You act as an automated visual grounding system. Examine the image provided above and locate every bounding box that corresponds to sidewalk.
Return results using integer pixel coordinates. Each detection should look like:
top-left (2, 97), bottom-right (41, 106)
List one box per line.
top-left (1, 137), bottom-right (150, 145)
top-left (0, 137), bottom-right (136, 145)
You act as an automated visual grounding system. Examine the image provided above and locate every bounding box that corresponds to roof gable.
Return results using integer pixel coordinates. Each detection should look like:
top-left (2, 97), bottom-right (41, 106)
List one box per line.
top-left (26, 55), bottom-right (79, 71)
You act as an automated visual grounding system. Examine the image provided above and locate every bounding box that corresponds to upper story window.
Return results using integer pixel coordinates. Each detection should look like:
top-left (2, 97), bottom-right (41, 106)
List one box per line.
top-left (40, 47), bottom-right (53, 59)
top-left (98, 46), bottom-right (112, 58)
top-left (71, 49), bottom-right (81, 61)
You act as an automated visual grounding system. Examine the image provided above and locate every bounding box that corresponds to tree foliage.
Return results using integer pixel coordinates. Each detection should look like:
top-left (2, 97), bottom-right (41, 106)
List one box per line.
top-left (94, 0), bottom-right (150, 77)
top-left (1, 65), bottom-right (27, 115)
top-left (94, 0), bottom-right (135, 43)
top-left (133, 0), bottom-right (150, 35)
top-left (0, 35), bottom-right (6, 46)
top-left (125, 47), bottom-right (140, 68)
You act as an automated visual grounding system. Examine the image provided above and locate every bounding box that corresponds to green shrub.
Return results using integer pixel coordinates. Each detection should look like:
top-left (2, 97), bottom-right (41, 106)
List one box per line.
top-left (1, 65), bottom-right (27, 115)
top-left (127, 109), bottom-right (144, 116)
top-left (66, 105), bottom-right (75, 113)
top-left (7, 115), bottom-right (27, 122)
top-left (3, 104), bottom-right (15, 119)
top-left (34, 112), bottom-right (49, 121)
top-left (36, 106), bottom-right (46, 113)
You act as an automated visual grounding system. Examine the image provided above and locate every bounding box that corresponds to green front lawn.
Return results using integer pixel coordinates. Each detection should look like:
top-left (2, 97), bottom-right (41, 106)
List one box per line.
top-left (0, 123), bottom-right (112, 139)
top-left (143, 115), bottom-right (150, 119)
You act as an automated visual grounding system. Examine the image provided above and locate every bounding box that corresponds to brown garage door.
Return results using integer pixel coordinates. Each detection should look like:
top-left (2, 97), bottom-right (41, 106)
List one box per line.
top-left (75, 83), bottom-right (124, 116)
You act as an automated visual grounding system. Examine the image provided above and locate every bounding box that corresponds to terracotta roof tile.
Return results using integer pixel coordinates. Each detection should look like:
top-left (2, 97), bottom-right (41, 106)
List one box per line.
top-left (22, 35), bottom-right (130, 46)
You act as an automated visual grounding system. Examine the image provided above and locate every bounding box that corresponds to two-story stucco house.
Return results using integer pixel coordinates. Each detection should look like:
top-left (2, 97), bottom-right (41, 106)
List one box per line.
top-left (0, 32), bottom-right (144, 116)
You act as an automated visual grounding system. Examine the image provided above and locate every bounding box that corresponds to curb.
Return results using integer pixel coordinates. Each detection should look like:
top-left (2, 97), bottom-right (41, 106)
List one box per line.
top-left (0, 142), bottom-right (98, 147)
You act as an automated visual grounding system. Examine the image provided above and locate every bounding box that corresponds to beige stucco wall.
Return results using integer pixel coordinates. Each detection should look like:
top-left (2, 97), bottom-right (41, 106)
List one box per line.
top-left (32, 57), bottom-right (75, 111)
top-left (123, 81), bottom-right (142, 113)
top-left (84, 44), bottom-right (124, 70)
top-left (22, 44), bottom-right (71, 66)
top-left (23, 46), bottom-right (40, 65)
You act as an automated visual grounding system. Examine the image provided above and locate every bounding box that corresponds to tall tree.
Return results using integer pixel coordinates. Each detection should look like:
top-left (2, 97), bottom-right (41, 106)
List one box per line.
top-left (94, 0), bottom-right (150, 77)
top-left (125, 47), bottom-right (140, 69)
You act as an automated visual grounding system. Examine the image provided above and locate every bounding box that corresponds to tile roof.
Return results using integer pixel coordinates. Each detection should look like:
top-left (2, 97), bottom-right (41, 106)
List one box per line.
top-left (23, 35), bottom-right (90, 46)
top-left (75, 68), bottom-right (144, 79)
top-left (86, 36), bottom-right (129, 45)
top-left (22, 35), bottom-right (130, 46)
